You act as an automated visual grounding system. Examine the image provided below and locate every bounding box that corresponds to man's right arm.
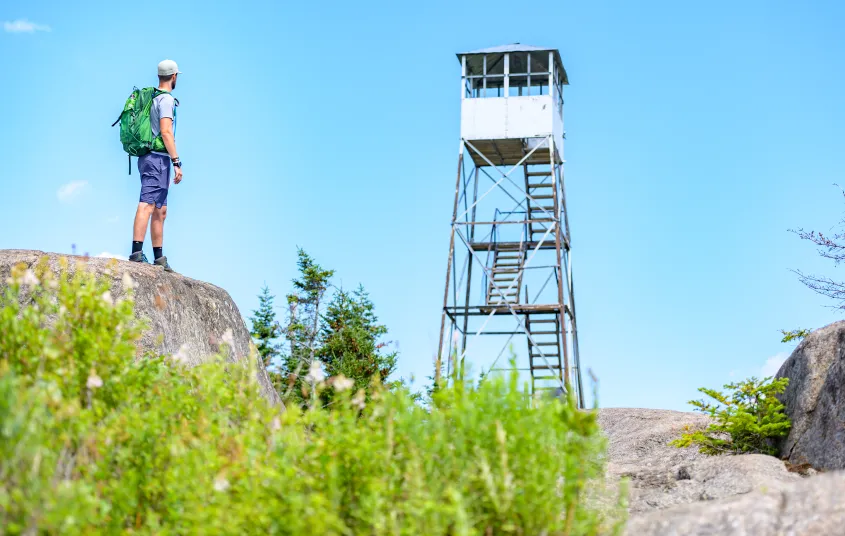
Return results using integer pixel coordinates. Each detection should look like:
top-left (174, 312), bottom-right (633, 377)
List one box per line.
top-left (159, 117), bottom-right (178, 161)
top-left (159, 116), bottom-right (182, 184)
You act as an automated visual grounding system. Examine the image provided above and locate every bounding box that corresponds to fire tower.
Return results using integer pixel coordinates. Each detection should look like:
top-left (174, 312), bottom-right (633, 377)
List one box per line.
top-left (437, 44), bottom-right (584, 406)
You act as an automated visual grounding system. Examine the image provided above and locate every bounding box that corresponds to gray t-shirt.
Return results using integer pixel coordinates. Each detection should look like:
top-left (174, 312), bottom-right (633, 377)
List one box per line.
top-left (151, 93), bottom-right (176, 155)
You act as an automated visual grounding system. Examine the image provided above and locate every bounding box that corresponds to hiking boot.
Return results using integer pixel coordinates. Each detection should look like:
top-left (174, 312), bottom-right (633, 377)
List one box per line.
top-left (154, 256), bottom-right (175, 273)
top-left (128, 251), bottom-right (149, 263)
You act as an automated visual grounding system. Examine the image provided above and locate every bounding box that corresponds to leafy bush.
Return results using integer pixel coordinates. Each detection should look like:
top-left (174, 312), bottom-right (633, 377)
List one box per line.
top-left (0, 260), bottom-right (625, 535)
top-left (780, 328), bottom-right (811, 343)
top-left (671, 376), bottom-right (791, 455)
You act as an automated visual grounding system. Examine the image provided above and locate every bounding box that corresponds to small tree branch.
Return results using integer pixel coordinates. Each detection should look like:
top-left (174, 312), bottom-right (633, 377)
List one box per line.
top-left (792, 270), bottom-right (845, 309)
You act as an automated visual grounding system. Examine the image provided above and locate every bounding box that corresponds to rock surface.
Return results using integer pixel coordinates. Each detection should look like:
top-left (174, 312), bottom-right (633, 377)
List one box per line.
top-left (599, 408), bottom-right (711, 474)
top-left (776, 320), bottom-right (845, 470)
top-left (0, 250), bottom-right (280, 405)
top-left (598, 409), bottom-right (800, 516)
top-left (626, 470), bottom-right (845, 536)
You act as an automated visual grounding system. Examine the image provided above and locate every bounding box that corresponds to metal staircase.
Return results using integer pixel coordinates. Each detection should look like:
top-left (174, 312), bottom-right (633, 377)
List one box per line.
top-left (526, 313), bottom-right (564, 393)
top-left (485, 243), bottom-right (525, 306)
top-left (523, 162), bottom-right (555, 242)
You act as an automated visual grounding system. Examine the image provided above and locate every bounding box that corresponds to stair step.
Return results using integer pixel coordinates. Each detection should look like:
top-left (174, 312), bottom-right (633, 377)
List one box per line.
top-left (527, 330), bottom-right (557, 335)
top-left (527, 183), bottom-right (553, 189)
top-left (533, 376), bottom-right (562, 381)
top-left (530, 352), bottom-right (561, 358)
top-left (529, 194), bottom-right (554, 200)
top-left (532, 365), bottom-right (562, 370)
top-left (528, 319), bottom-right (557, 324)
top-left (488, 294), bottom-right (517, 300)
top-left (529, 206), bottom-right (556, 212)
top-left (530, 341), bottom-right (559, 346)
top-left (526, 171), bottom-right (552, 177)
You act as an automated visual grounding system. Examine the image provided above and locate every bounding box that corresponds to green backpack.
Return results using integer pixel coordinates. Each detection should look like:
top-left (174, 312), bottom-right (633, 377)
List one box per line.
top-left (112, 87), bottom-right (179, 174)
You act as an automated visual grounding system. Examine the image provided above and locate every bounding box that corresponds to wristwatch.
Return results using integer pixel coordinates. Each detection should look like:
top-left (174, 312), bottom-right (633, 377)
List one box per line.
top-left (172, 157), bottom-right (182, 168)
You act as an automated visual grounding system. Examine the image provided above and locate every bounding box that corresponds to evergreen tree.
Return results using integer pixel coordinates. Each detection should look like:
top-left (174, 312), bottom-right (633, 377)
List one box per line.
top-left (249, 285), bottom-right (282, 371)
top-left (277, 249), bottom-right (399, 406)
top-left (280, 249), bottom-right (334, 402)
top-left (319, 285), bottom-right (398, 397)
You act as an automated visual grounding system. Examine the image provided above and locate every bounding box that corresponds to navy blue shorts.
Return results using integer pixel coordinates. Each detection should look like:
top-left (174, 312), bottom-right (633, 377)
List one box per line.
top-left (138, 152), bottom-right (171, 208)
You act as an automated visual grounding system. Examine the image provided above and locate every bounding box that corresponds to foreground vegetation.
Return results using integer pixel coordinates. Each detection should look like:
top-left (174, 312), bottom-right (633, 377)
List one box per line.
top-left (0, 260), bottom-right (624, 535)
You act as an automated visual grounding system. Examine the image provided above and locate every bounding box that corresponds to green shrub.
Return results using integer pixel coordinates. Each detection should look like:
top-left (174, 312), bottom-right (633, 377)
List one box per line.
top-left (671, 376), bottom-right (791, 455)
top-left (0, 260), bottom-right (625, 535)
top-left (780, 328), bottom-right (811, 343)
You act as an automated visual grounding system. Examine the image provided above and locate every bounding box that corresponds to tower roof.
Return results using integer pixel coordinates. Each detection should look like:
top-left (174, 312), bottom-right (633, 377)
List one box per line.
top-left (461, 43), bottom-right (551, 55)
top-left (457, 44), bottom-right (568, 84)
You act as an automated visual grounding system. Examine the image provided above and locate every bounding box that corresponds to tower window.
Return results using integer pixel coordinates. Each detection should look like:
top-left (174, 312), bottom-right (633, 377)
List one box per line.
top-left (463, 51), bottom-right (556, 99)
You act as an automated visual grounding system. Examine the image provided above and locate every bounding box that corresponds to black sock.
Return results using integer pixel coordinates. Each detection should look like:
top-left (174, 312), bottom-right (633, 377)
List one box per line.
top-left (132, 241), bottom-right (143, 254)
top-left (153, 247), bottom-right (163, 260)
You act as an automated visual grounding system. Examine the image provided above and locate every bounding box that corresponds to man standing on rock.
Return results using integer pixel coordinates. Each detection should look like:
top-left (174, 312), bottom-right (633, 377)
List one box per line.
top-left (128, 59), bottom-right (183, 272)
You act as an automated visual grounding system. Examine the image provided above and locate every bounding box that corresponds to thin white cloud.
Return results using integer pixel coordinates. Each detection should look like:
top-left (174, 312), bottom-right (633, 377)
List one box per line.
top-left (57, 180), bottom-right (88, 202)
top-left (4, 19), bottom-right (51, 33)
top-left (96, 252), bottom-right (128, 261)
top-left (761, 352), bottom-right (790, 378)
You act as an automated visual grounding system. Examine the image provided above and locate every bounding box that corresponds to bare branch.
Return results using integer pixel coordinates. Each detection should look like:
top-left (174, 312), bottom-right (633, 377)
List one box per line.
top-left (790, 228), bottom-right (845, 265)
top-left (792, 270), bottom-right (845, 310)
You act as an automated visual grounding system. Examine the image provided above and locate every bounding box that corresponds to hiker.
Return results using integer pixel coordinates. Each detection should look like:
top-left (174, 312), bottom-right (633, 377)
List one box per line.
top-left (128, 59), bottom-right (183, 271)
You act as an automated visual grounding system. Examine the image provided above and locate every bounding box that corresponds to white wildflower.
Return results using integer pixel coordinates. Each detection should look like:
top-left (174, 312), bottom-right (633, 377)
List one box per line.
top-left (58, 305), bottom-right (67, 316)
top-left (221, 328), bottom-right (235, 349)
top-left (305, 361), bottom-right (325, 384)
top-left (271, 416), bottom-right (282, 431)
top-left (21, 269), bottom-right (39, 288)
top-left (86, 371), bottom-right (103, 389)
top-left (332, 375), bottom-right (354, 392)
top-left (213, 475), bottom-right (230, 492)
top-left (121, 271), bottom-right (136, 290)
top-left (352, 389), bottom-right (366, 410)
top-left (171, 344), bottom-right (190, 364)
top-left (101, 291), bottom-right (113, 306)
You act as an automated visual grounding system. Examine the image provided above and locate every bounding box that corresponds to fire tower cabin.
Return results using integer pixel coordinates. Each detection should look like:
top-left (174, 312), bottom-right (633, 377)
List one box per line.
top-left (459, 44), bottom-right (567, 166)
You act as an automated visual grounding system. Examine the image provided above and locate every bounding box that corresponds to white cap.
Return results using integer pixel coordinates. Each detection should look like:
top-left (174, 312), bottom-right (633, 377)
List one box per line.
top-left (157, 59), bottom-right (182, 77)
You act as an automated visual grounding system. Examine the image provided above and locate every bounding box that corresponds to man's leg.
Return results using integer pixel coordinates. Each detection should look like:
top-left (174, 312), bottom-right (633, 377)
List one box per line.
top-left (151, 205), bottom-right (166, 254)
top-left (134, 203), bottom-right (155, 241)
top-left (130, 202), bottom-right (155, 262)
top-left (151, 204), bottom-right (174, 272)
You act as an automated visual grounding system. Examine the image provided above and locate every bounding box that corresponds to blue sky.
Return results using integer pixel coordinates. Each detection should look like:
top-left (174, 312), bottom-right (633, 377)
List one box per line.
top-left (2, 0), bottom-right (844, 410)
